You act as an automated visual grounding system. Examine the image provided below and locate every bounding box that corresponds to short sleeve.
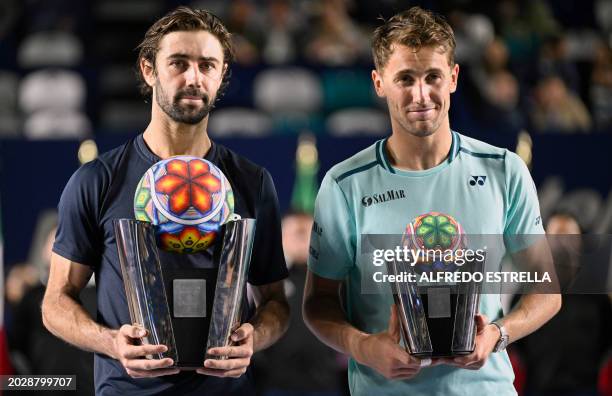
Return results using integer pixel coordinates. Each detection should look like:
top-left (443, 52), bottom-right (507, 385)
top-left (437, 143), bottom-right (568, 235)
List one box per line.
top-left (503, 152), bottom-right (545, 253)
top-left (52, 160), bottom-right (107, 268)
top-left (247, 168), bottom-right (289, 285)
top-left (308, 173), bottom-right (355, 280)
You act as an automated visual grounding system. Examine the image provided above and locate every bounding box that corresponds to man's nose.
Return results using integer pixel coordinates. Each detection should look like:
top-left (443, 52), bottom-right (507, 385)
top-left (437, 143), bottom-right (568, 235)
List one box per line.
top-left (184, 63), bottom-right (203, 87)
top-left (412, 80), bottom-right (430, 104)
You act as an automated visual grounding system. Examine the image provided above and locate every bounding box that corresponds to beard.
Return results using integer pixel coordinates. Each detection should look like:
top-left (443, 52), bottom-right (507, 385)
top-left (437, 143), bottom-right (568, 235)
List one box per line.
top-left (155, 80), bottom-right (215, 125)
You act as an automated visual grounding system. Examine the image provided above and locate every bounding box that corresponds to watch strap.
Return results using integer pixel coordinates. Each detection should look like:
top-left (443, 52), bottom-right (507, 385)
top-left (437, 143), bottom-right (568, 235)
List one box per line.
top-left (491, 321), bottom-right (509, 352)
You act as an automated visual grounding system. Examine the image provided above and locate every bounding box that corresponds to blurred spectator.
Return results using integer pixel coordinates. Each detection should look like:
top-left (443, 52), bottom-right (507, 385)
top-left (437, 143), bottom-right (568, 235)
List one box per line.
top-left (466, 38), bottom-right (526, 133)
top-left (537, 34), bottom-right (580, 94)
top-left (530, 75), bottom-right (592, 133)
top-left (483, 37), bottom-right (511, 74)
top-left (465, 36), bottom-right (508, 100)
top-left (261, 0), bottom-right (305, 65)
top-left (5, 263), bottom-right (38, 307)
top-left (483, 70), bottom-right (526, 133)
top-left (282, 210), bottom-right (312, 266)
top-left (226, 0), bottom-right (264, 65)
top-left (546, 211), bottom-right (582, 233)
top-left (512, 212), bottom-right (612, 396)
top-left (467, 37), bottom-right (511, 100)
top-left (590, 40), bottom-right (612, 131)
top-left (7, 211), bottom-right (95, 394)
top-left (448, 10), bottom-right (495, 65)
top-left (546, 212), bottom-right (584, 290)
top-left (494, 0), bottom-right (561, 83)
top-left (304, 0), bottom-right (368, 66)
top-left (253, 210), bottom-right (346, 396)
top-left (496, 0), bottom-right (560, 62)
top-left (26, 210), bottom-right (57, 285)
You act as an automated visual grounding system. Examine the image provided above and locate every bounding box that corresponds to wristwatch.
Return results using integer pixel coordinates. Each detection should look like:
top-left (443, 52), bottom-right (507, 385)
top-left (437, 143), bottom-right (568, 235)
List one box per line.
top-left (490, 321), bottom-right (510, 352)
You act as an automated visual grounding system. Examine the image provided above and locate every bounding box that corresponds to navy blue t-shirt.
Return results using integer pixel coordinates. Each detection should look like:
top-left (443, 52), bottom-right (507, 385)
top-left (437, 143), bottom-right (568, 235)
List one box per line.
top-left (53, 134), bottom-right (288, 395)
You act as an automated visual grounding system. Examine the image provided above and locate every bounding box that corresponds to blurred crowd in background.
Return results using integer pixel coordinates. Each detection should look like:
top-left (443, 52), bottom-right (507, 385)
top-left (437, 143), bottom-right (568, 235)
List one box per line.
top-left (0, 0), bottom-right (611, 395)
top-left (1, 0), bottom-right (612, 137)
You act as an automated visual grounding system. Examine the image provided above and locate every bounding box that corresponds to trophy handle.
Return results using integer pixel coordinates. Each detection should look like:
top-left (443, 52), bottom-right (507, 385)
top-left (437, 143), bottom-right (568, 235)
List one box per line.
top-left (386, 259), bottom-right (433, 356)
top-left (205, 218), bottom-right (257, 359)
top-left (451, 253), bottom-right (485, 354)
top-left (114, 219), bottom-right (179, 363)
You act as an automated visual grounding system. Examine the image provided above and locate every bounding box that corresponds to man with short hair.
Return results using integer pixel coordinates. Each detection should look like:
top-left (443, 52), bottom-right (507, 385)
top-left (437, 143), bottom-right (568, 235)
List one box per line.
top-left (303, 7), bottom-right (561, 395)
top-left (42, 7), bottom-right (289, 395)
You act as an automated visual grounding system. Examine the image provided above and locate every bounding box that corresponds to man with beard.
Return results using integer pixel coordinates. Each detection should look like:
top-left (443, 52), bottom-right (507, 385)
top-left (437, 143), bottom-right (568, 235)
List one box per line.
top-left (41, 7), bottom-right (289, 395)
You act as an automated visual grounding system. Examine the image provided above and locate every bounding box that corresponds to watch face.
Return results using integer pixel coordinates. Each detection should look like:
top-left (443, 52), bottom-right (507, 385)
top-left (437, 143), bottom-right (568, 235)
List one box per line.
top-left (496, 336), bottom-right (509, 352)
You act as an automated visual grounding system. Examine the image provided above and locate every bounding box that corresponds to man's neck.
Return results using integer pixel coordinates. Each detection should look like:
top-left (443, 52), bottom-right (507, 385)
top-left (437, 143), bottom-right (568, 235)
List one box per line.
top-left (386, 125), bottom-right (453, 171)
top-left (142, 107), bottom-right (212, 159)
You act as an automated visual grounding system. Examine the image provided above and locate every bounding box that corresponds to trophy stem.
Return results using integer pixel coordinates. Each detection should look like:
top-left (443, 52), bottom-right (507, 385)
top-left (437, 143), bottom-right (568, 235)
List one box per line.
top-left (206, 218), bottom-right (257, 359)
top-left (114, 219), bottom-right (179, 363)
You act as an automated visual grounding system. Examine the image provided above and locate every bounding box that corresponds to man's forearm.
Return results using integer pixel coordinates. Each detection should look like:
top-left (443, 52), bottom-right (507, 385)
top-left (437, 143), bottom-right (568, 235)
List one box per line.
top-left (42, 290), bottom-right (117, 359)
top-left (249, 297), bottom-right (290, 352)
top-left (302, 293), bottom-right (367, 360)
top-left (500, 238), bottom-right (561, 343)
top-left (500, 293), bottom-right (561, 343)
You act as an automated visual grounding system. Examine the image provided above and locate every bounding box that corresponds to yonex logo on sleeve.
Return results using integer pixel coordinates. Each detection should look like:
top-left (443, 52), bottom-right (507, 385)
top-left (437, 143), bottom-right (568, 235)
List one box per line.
top-left (469, 176), bottom-right (486, 186)
top-left (309, 246), bottom-right (319, 260)
top-left (312, 221), bottom-right (322, 236)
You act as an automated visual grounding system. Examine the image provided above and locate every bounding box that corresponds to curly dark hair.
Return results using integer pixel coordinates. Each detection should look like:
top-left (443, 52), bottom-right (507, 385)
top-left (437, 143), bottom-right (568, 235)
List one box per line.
top-left (372, 7), bottom-right (456, 71)
top-left (135, 6), bottom-right (234, 99)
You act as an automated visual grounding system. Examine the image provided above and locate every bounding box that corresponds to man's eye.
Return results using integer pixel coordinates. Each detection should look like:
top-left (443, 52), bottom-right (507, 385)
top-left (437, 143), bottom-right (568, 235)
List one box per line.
top-left (200, 63), bottom-right (214, 71)
top-left (427, 74), bottom-right (441, 82)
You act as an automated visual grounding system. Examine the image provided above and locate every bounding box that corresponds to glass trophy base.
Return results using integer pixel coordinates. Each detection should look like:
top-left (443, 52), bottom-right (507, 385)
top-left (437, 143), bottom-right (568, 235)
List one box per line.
top-left (162, 267), bottom-right (217, 369)
top-left (410, 292), bottom-right (473, 358)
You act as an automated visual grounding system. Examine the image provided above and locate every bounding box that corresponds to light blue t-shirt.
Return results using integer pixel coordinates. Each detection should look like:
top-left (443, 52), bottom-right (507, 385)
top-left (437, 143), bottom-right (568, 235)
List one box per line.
top-left (308, 131), bottom-right (544, 396)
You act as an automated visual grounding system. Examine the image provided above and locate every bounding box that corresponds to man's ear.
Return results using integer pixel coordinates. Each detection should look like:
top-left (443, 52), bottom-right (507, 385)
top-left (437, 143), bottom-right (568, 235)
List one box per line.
top-left (449, 63), bottom-right (460, 94)
top-left (219, 62), bottom-right (229, 86)
top-left (140, 58), bottom-right (156, 89)
top-left (372, 69), bottom-right (386, 98)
